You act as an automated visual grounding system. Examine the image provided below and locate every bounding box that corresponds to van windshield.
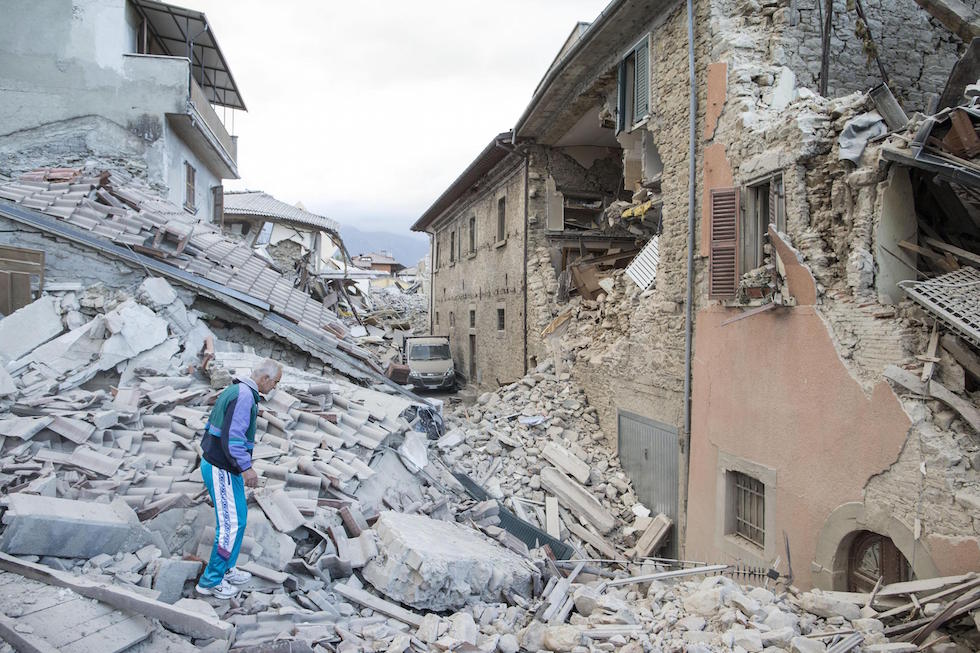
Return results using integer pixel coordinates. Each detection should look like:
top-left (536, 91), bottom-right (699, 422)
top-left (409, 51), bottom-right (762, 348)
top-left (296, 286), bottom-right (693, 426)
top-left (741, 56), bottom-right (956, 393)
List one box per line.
top-left (409, 344), bottom-right (451, 361)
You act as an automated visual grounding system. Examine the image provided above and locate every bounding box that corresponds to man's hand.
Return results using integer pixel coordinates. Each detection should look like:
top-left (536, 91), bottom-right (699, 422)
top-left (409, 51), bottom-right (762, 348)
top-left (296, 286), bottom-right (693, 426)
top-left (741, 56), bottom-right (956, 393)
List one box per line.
top-left (242, 468), bottom-right (258, 488)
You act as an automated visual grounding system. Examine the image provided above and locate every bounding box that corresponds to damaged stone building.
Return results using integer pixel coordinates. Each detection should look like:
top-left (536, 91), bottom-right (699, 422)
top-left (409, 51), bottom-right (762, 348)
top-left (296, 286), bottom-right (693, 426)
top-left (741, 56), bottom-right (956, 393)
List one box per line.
top-left (0, 0), bottom-right (243, 223)
top-left (417, 0), bottom-right (980, 591)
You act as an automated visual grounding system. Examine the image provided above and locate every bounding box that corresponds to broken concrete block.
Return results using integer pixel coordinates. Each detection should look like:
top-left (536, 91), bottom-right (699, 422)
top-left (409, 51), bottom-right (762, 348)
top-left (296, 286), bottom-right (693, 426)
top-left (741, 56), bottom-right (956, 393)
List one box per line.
top-left (539, 467), bottom-right (616, 533)
top-left (0, 366), bottom-right (16, 396)
top-left (798, 591), bottom-right (861, 620)
top-left (0, 494), bottom-right (137, 558)
top-left (542, 442), bottom-right (590, 484)
top-left (0, 295), bottom-right (63, 361)
top-left (153, 558), bottom-right (203, 603)
top-left (137, 277), bottom-right (179, 309)
top-left (362, 511), bottom-right (536, 611)
top-left (99, 300), bottom-right (169, 370)
top-left (790, 636), bottom-right (827, 653)
top-left (542, 625), bottom-right (582, 652)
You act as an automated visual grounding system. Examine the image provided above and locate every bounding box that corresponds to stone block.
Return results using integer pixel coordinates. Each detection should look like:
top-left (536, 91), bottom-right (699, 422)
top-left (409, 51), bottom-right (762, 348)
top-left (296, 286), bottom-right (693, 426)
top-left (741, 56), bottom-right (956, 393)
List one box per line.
top-left (362, 511), bottom-right (535, 611)
top-left (0, 494), bottom-right (136, 558)
top-left (0, 295), bottom-right (63, 362)
top-left (153, 558), bottom-right (203, 603)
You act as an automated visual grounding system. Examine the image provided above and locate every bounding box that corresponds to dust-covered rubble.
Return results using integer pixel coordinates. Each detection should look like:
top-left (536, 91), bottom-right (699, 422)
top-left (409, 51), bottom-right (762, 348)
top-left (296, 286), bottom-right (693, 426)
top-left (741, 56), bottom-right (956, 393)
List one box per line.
top-left (0, 279), bottom-right (975, 651)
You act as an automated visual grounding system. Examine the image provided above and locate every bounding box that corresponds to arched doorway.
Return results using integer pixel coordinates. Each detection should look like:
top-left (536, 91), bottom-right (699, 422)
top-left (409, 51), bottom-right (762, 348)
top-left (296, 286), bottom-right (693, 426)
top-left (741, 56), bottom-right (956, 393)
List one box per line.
top-left (847, 530), bottom-right (913, 592)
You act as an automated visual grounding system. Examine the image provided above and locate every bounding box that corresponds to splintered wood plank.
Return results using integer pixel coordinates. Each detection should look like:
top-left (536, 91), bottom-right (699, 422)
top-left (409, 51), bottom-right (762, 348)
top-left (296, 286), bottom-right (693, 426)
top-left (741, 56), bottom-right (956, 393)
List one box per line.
top-left (545, 496), bottom-right (561, 539)
top-left (59, 614), bottom-right (153, 653)
top-left (921, 323), bottom-right (940, 383)
top-left (0, 570), bottom-right (27, 587)
top-left (20, 597), bottom-right (116, 644)
top-left (333, 582), bottom-right (423, 628)
top-left (3, 590), bottom-right (84, 618)
top-left (0, 612), bottom-right (59, 653)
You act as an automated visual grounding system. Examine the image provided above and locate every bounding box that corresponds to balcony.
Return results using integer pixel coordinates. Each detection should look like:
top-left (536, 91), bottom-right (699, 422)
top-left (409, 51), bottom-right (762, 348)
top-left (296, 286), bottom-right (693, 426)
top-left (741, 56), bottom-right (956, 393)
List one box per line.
top-left (121, 53), bottom-right (239, 179)
top-left (167, 76), bottom-right (239, 179)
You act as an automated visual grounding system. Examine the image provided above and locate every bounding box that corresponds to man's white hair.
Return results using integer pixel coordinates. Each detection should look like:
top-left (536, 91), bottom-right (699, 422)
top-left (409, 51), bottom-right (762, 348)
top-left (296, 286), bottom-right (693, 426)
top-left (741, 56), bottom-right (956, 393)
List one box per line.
top-left (252, 358), bottom-right (283, 380)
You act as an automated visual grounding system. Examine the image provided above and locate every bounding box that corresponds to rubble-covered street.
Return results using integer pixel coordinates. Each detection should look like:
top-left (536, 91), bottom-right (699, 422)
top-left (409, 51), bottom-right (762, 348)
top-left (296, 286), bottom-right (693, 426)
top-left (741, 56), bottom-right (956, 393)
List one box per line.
top-left (1, 271), bottom-right (977, 652)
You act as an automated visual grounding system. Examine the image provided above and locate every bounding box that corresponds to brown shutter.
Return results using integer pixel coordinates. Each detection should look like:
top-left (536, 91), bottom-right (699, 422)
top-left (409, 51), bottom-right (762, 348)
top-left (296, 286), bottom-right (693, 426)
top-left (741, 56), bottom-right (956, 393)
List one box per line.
top-left (212, 186), bottom-right (224, 226)
top-left (709, 187), bottom-right (739, 299)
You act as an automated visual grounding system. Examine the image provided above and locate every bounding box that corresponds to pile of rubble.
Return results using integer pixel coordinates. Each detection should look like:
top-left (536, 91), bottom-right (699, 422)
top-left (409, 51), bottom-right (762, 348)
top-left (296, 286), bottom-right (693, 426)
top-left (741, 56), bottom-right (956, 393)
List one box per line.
top-left (0, 278), bottom-right (975, 651)
top-left (350, 286), bottom-right (430, 369)
top-left (440, 363), bottom-right (666, 558)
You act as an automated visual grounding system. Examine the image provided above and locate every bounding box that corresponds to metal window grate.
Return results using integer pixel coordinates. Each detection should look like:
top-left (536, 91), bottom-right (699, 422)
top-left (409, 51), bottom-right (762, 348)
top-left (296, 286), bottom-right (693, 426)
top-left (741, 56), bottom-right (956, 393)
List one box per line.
top-left (452, 472), bottom-right (575, 559)
top-left (733, 471), bottom-right (765, 548)
top-left (899, 267), bottom-right (980, 348)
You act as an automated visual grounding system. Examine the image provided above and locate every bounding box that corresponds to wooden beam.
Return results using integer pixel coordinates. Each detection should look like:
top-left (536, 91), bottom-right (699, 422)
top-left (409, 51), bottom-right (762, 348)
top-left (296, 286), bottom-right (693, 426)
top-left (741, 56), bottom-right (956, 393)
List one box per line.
top-left (565, 521), bottom-right (619, 560)
top-left (545, 496), bottom-right (561, 539)
top-left (0, 613), bottom-right (60, 653)
top-left (912, 0), bottom-right (980, 42)
top-left (0, 553), bottom-right (233, 640)
top-left (941, 334), bottom-right (980, 381)
top-left (602, 564), bottom-right (730, 589)
top-left (333, 581), bottom-right (424, 628)
top-left (921, 323), bottom-right (940, 383)
top-left (923, 237), bottom-right (980, 266)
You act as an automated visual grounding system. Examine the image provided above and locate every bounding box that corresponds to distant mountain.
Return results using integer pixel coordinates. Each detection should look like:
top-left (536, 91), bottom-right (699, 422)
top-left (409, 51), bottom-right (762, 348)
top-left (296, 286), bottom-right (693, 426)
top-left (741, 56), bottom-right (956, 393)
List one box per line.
top-left (339, 224), bottom-right (430, 268)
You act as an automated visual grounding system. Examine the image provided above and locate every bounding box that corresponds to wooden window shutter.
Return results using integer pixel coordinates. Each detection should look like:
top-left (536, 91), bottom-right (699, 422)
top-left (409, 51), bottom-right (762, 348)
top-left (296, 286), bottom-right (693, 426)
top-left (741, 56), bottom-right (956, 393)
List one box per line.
top-left (769, 174), bottom-right (784, 231)
top-left (212, 186), bottom-right (224, 226)
top-left (616, 59), bottom-right (627, 134)
top-left (633, 39), bottom-right (650, 121)
top-left (709, 187), bottom-right (739, 299)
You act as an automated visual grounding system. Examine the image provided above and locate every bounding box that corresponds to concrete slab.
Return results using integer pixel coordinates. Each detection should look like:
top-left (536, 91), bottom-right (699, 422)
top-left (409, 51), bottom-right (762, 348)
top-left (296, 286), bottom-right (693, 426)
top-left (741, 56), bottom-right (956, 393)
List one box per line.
top-left (362, 511), bottom-right (536, 611)
top-left (0, 295), bottom-right (63, 362)
top-left (152, 559), bottom-right (202, 604)
top-left (99, 301), bottom-right (169, 371)
top-left (0, 494), bottom-right (135, 558)
top-left (542, 443), bottom-right (590, 484)
top-left (540, 467), bottom-right (616, 534)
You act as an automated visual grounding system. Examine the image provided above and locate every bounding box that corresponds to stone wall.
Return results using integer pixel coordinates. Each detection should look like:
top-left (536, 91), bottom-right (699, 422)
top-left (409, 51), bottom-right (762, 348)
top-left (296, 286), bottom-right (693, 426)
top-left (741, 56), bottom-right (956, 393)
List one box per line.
top-left (777, 0), bottom-right (964, 112)
top-left (549, 0), bottom-right (706, 447)
top-left (429, 155), bottom-right (528, 388)
top-left (0, 215), bottom-right (142, 290)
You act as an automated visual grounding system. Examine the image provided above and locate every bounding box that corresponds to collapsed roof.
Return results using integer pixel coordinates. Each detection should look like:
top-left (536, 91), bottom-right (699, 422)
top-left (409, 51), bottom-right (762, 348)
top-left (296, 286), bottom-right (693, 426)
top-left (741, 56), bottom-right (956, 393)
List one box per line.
top-left (0, 168), bottom-right (414, 393)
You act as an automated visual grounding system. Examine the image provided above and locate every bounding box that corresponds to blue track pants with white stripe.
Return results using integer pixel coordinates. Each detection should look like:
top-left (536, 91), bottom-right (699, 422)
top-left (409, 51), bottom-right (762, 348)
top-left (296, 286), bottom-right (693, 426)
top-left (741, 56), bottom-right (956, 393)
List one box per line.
top-left (199, 459), bottom-right (248, 588)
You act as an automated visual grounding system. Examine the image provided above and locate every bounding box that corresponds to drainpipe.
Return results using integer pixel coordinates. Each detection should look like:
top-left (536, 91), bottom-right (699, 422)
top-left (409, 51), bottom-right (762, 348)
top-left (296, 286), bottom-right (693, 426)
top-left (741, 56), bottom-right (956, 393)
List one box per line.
top-left (521, 152), bottom-right (529, 375)
top-left (493, 137), bottom-right (530, 376)
top-left (681, 0), bottom-right (698, 554)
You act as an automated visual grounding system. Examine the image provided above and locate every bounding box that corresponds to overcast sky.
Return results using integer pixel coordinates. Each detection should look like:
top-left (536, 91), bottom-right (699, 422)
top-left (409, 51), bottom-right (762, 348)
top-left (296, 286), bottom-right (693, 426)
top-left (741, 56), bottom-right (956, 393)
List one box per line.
top-left (191, 0), bottom-right (609, 234)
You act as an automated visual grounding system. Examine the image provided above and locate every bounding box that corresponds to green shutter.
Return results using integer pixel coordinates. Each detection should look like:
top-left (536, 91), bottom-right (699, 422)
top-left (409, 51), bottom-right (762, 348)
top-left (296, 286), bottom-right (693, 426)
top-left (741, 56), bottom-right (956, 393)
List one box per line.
top-left (633, 39), bottom-right (650, 122)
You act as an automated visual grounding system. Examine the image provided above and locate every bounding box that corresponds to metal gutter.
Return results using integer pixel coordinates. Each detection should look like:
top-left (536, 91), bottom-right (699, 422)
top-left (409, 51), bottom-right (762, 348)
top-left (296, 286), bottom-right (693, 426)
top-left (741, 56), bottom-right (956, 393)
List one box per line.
top-left (512, 0), bottom-right (628, 140)
top-left (411, 132), bottom-right (513, 233)
top-left (680, 0), bottom-right (697, 558)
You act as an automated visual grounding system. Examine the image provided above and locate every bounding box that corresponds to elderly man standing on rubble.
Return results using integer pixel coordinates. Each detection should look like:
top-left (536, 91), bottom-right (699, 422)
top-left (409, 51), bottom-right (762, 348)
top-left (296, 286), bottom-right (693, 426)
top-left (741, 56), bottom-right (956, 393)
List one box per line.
top-left (195, 358), bottom-right (283, 599)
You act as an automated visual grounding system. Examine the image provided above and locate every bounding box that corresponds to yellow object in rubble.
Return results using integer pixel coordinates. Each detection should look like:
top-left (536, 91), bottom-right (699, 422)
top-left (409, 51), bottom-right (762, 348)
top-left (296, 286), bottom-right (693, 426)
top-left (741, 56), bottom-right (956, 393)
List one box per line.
top-left (622, 200), bottom-right (654, 220)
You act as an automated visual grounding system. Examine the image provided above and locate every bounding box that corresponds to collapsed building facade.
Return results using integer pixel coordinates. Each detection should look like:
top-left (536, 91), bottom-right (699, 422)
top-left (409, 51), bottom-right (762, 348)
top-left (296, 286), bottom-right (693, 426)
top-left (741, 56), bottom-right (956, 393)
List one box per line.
top-left (416, 0), bottom-right (980, 593)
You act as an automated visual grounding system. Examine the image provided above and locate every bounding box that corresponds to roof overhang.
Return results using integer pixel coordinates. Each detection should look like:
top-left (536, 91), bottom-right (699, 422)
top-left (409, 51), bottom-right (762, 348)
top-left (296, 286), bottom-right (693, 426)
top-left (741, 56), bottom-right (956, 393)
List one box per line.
top-left (130, 0), bottom-right (246, 111)
top-left (513, 0), bottom-right (675, 144)
top-left (223, 191), bottom-right (341, 233)
top-left (411, 132), bottom-right (516, 233)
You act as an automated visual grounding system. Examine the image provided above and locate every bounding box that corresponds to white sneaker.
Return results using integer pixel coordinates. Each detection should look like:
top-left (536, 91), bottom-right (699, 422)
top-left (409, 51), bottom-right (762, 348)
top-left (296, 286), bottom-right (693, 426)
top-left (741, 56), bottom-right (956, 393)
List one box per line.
top-left (224, 567), bottom-right (252, 585)
top-left (195, 579), bottom-right (238, 599)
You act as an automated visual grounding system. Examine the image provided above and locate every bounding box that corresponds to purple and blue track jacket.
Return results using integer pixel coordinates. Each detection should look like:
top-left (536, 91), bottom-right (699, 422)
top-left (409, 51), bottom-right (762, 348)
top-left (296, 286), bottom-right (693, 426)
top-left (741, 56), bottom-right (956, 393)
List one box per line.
top-left (201, 378), bottom-right (259, 474)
